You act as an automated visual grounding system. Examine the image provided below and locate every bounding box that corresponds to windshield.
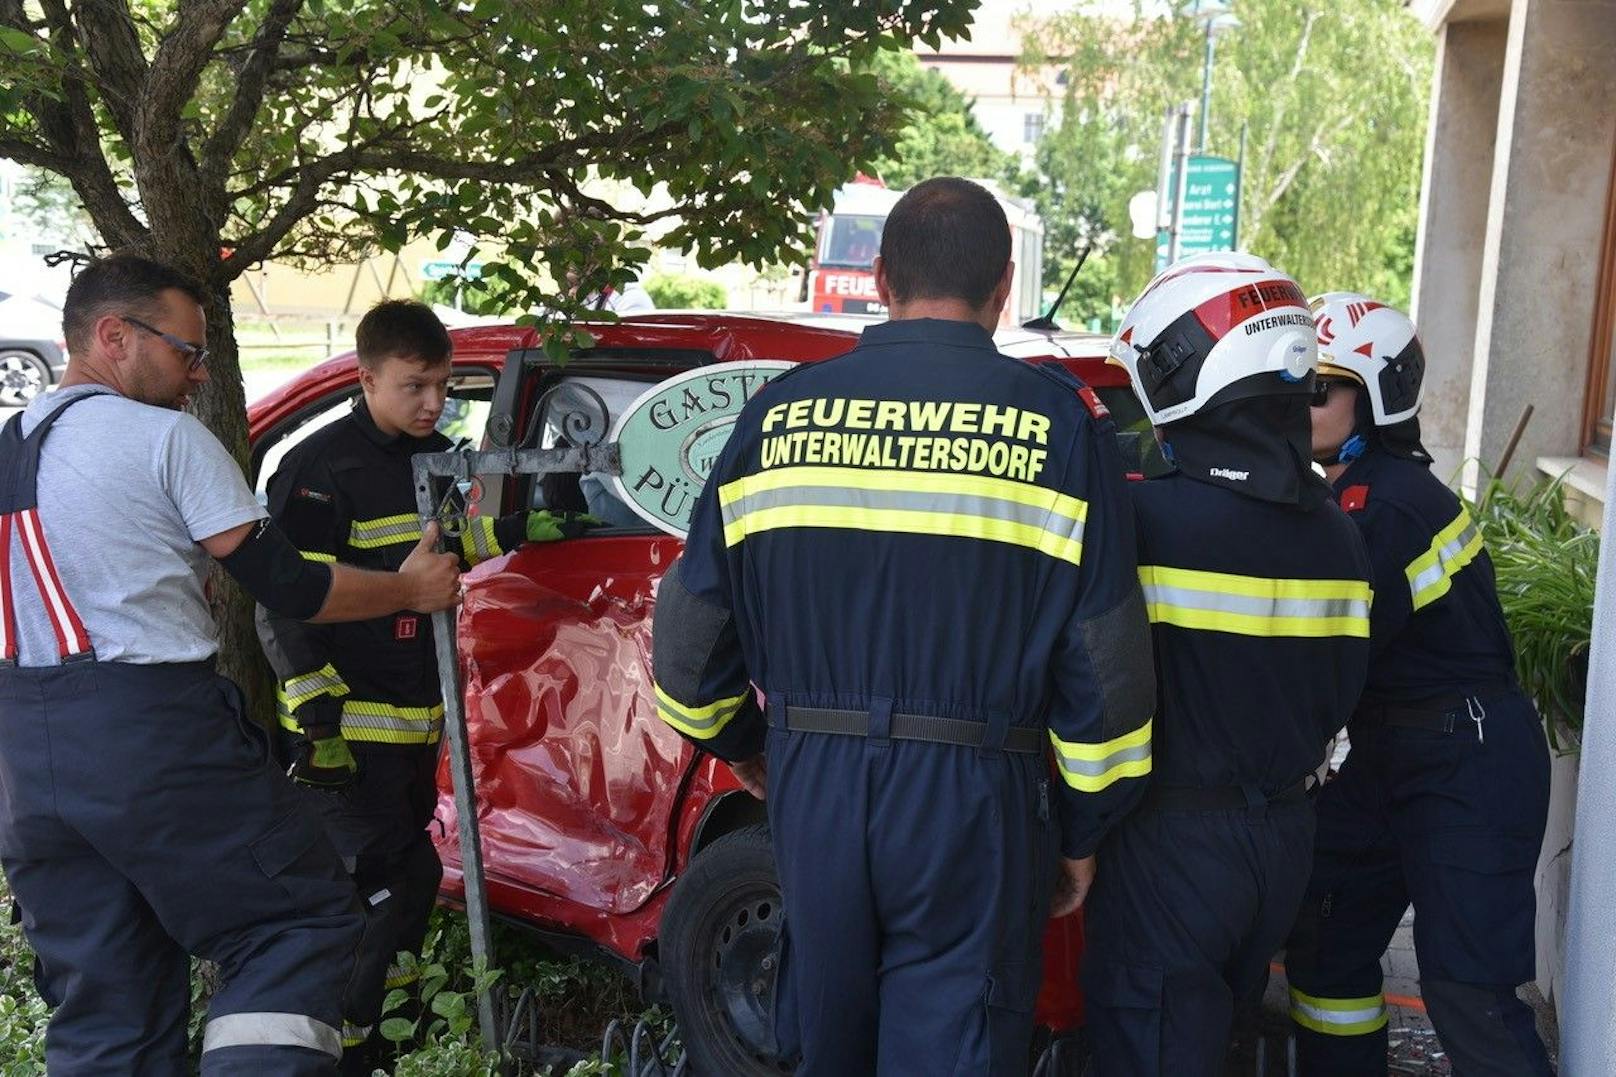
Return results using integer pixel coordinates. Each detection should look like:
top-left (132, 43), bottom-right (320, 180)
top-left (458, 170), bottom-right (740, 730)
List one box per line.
top-left (819, 214), bottom-right (884, 269)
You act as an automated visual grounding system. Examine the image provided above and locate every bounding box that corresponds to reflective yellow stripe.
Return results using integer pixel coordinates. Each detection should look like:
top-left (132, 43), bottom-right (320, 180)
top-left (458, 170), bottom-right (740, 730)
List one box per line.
top-left (460, 515), bottom-right (503, 565)
top-left (299, 550), bottom-right (336, 563)
top-left (1139, 566), bottom-right (1372, 638)
top-left (718, 466), bottom-right (1087, 567)
top-left (1405, 507), bottom-right (1483, 611)
top-left (278, 664), bottom-right (350, 711)
top-left (384, 964), bottom-right (420, 989)
top-left (654, 682), bottom-right (748, 740)
top-left (1289, 988), bottom-right (1389, 1037)
top-left (349, 513), bottom-right (423, 549)
top-left (341, 1023), bottom-right (372, 1047)
top-left (278, 698), bottom-right (444, 745)
top-left (1049, 718), bottom-right (1152, 792)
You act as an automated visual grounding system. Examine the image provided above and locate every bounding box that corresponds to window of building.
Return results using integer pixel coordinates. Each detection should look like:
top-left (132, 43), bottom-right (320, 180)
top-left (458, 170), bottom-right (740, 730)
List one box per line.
top-left (1582, 148), bottom-right (1616, 458)
top-left (1023, 112), bottom-right (1045, 144)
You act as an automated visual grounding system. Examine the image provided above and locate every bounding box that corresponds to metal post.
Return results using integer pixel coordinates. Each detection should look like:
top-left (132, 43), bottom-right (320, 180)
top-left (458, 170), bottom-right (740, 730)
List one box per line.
top-left (1167, 104), bottom-right (1194, 266)
top-left (1199, 24), bottom-right (1216, 153)
top-left (1236, 121), bottom-right (1249, 249)
top-left (412, 442), bottom-right (620, 1058)
top-left (1155, 106), bottom-right (1177, 235)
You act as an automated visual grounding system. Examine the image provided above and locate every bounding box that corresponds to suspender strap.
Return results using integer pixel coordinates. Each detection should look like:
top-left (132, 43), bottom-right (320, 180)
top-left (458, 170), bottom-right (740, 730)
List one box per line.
top-left (0, 394), bottom-right (103, 665)
top-left (782, 704), bottom-right (1043, 755)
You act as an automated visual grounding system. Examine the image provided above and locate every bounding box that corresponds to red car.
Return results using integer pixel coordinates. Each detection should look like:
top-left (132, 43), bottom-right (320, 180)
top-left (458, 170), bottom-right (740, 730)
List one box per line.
top-left (247, 312), bottom-right (1163, 1074)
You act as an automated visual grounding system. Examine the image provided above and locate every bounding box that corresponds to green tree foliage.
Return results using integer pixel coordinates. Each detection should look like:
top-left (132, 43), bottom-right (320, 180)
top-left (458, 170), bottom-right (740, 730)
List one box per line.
top-left (1022, 0), bottom-right (1432, 326)
top-left (644, 273), bottom-right (727, 310)
top-left (0, 0), bottom-right (974, 696)
top-left (864, 49), bottom-right (1014, 190)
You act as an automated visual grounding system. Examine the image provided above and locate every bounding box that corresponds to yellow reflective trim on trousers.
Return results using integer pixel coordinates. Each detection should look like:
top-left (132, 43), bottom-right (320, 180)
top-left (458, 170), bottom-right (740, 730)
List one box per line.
top-left (1049, 718), bottom-right (1153, 792)
top-left (1288, 988), bottom-right (1389, 1037)
top-left (1405, 508), bottom-right (1483, 612)
top-left (278, 664), bottom-right (351, 711)
top-left (460, 515), bottom-right (503, 565)
top-left (1139, 565), bottom-right (1372, 638)
top-left (717, 466), bottom-right (1087, 567)
top-left (299, 550), bottom-right (337, 563)
top-left (342, 1023), bottom-right (372, 1047)
top-left (654, 682), bottom-right (747, 740)
top-left (384, 964), bottom-right (420, 989)
top-left (349, 513), bottom-right (424, 549)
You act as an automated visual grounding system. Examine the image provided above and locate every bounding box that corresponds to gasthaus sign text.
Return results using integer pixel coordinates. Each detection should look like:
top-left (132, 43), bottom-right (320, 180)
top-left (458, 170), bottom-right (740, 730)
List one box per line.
top-left (610, 362), bottom-right (793, 537)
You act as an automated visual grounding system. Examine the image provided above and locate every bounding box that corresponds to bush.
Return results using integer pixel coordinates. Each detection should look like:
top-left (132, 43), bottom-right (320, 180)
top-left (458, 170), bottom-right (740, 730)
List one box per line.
top-left (644, 273), bottom-right (726, 310)
top-left (1468, 475), bottom-right (1599, 750)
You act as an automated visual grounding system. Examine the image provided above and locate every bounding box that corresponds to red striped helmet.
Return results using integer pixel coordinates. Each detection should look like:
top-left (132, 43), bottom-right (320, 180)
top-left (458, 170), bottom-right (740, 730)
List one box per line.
top-left (1110, 252), bottom-right (1317, 426)
top-left (1309, 292), bottom-right (1424, 426)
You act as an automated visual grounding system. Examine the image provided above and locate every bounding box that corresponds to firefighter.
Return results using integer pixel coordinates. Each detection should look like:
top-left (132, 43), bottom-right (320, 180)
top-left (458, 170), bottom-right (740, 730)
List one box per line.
top-left (1284, 294), bottom-right (1553, 1075)
top-left (0, 255), bottom-right (461, 1074)
top-left (255, 299), bottom-right (595, 1072)
top-left (651, 177), bottom-right (1156, 1075)
top-left (1083, 254), bottom-right (1373, 1074)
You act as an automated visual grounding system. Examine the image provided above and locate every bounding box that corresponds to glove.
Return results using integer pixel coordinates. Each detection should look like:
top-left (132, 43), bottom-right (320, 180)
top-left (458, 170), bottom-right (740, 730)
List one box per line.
top-left (288, 729), bottom-right (358, 789)
top-left (525, 510), bottom-right (603, 542)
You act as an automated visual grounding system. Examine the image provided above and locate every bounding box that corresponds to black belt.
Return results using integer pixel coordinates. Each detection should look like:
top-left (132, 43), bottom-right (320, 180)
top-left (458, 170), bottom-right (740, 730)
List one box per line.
top-left (782, 705), bottom-right (1043, 755)
top-left (1355, 686), bottom-right (1515, 734)
top-left (1141, 778), bottom-right (1311, 813)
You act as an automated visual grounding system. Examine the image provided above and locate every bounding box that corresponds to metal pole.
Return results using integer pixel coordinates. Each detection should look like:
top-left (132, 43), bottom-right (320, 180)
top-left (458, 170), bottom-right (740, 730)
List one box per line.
top-left (412, 442), bottom-right (620, 1058)
top-left (1168, 104), bottom-right (1193, 265)
top-left (1199, 24), bottom-right (1216, 153)
top-left (1236, 121), bottom-right (1248, 249)
top-left (1155, 106), bottom-right (1177, 235)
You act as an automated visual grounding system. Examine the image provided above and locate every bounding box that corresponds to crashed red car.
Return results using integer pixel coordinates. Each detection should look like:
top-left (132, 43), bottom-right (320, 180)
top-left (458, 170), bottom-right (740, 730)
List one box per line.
top-left (247, 312), bottom-right (1163, 1074)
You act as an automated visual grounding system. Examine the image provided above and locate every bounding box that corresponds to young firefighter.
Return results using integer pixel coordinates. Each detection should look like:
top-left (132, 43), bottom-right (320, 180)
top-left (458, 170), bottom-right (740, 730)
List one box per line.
top-left (1085, 253), bottom-right (1373, 1074)
top-left (256, 300), bottom-right (594, 1072)
top-left (1285, 294), bottom-right (1552, 1076)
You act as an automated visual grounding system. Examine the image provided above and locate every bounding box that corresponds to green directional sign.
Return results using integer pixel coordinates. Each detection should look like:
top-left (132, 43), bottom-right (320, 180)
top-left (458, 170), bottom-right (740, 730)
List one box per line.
top-left (1156, 155), bottom-right (1241, 271)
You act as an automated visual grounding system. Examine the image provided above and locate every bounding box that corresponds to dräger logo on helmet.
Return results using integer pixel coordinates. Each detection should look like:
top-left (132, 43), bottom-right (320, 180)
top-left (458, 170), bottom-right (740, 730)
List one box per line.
top-left (1209, 467), bottom-right (1250, 481)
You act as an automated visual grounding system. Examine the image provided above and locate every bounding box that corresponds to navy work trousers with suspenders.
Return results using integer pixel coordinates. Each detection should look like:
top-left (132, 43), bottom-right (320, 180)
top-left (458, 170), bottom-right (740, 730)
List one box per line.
top-left (0, 394), bottom-right (363, 1075)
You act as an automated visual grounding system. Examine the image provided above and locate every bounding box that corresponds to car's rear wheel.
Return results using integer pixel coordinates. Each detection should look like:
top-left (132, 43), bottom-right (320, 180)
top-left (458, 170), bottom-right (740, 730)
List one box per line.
top-left (0, 349), bottom-right (51, 407)
top-left (661, 825), bottom-right (792, 1077)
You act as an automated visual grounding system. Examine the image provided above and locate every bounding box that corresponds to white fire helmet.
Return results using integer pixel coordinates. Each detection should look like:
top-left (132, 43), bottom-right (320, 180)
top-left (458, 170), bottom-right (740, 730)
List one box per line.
top-left (1109, 252), bottom-right (1317, 426)
top-left (1309, 292), bottom-right (1425, 426)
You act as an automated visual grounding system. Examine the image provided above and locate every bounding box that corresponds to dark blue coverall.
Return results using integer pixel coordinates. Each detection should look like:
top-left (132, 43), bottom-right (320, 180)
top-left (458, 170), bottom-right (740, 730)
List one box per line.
top-left (1284, 447), bottom-right (1553, 1075)
top-left (1082, 470), bottom-right (1371, 1075)
top-left (652, 318), bottom-right (1157, 1076)
top-left (0, 394), bottom-right (362, 1074)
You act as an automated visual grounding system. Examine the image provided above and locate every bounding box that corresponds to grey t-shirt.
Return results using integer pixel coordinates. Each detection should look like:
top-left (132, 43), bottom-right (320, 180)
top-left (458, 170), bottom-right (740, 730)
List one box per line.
top-left (7, 385), bottom-right (266, 666)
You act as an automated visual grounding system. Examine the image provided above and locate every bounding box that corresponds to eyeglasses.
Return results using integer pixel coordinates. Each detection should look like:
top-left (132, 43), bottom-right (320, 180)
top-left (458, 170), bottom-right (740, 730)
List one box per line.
top-left (1311, 378), bottom-right (1352, 408)
top-left (121, 315), bottom-right (209, 373)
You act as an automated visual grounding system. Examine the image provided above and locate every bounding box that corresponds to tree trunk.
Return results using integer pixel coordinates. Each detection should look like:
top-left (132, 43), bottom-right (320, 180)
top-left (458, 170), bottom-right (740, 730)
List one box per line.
top-left (192, 279), bottom-right (275, 734)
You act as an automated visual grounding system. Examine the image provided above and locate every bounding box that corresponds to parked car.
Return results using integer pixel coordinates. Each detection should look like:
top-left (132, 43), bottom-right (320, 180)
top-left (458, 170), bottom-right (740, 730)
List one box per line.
top-left (247, 311), bottom-right (1164, 1074)
top-left (0, 290), bottom-right (67, 407)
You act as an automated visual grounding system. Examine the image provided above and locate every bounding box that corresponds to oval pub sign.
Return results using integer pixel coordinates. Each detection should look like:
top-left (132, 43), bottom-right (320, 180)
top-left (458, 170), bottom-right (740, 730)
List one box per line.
top-left (608, 362), bottom-right (793, 538)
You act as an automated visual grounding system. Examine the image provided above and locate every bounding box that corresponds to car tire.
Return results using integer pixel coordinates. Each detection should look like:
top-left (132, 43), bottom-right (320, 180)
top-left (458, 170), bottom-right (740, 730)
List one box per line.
top-left (0, 349), bottom-right (51, 408)
top-left (660, 824), bottom-right (792, 1077)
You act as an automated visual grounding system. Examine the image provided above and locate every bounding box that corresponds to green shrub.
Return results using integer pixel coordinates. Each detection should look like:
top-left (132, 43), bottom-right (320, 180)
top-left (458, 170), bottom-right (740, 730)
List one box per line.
top-left (1468, 475), bottom-right (1599, 749)
top-left (644, 273), bottom-right (726, 309)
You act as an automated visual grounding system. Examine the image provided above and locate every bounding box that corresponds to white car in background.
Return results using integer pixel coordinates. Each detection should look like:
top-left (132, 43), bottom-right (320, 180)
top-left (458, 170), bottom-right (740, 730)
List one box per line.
top-left (0, 289), bottom-right (67, 407)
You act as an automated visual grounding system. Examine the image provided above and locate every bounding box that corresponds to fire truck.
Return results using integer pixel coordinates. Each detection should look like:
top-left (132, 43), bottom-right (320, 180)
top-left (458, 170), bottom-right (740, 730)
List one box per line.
top-left (806, 176), bottom-right (1046, 327)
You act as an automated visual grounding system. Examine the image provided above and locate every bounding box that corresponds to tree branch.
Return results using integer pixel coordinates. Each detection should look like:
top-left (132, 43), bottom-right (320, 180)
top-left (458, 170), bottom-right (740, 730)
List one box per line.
top-left (137, 0), bottom-right (247, 158)
top-left (71, 0), bottom-right (149, 146)
top-left (200, 0), bottom-right (302, 208)
top-left (3, 0), bottom-right (147, 246)
top-left (0, 137), bottom-right (72, 171)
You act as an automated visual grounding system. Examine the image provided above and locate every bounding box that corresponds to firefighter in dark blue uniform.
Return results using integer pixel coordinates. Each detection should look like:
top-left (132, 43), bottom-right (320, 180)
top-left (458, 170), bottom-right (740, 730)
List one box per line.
top-left (651, 178), bottom-right (1156, 1074)
top-left (257, 300), bottom-right (594, 1071)
top-left (0, 256), bottom-right (461, 1074)
top-left (1086, 254), bottom-right (1373, 1074)
top-left (1284, 294), bottom-right (1553, 1075)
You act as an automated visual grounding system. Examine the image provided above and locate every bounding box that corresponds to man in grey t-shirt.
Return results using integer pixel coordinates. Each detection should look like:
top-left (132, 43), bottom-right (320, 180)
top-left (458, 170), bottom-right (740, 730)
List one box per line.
top-left (0, 255), bottom-right (461, 1076)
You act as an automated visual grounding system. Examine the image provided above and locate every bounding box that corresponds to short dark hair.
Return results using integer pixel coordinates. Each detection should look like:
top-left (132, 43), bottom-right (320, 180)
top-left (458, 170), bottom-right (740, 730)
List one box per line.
top-left (61, 254), bottom-right (207, 352)
top-left (879, 177), bottom-right (1011, 308)
top-left (355, 299), bottom-right (451, 369)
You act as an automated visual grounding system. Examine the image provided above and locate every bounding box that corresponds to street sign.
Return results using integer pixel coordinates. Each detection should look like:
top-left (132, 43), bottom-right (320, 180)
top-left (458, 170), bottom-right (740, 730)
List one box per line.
top-left (1156, 154), bottom-right (1240, 271)
top-left (421, 259), bottom-right (484, 281)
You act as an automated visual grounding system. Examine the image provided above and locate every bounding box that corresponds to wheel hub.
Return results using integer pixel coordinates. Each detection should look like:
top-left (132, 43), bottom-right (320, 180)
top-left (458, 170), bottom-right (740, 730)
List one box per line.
top-left (711, 893), bottom-right (783, 1059)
